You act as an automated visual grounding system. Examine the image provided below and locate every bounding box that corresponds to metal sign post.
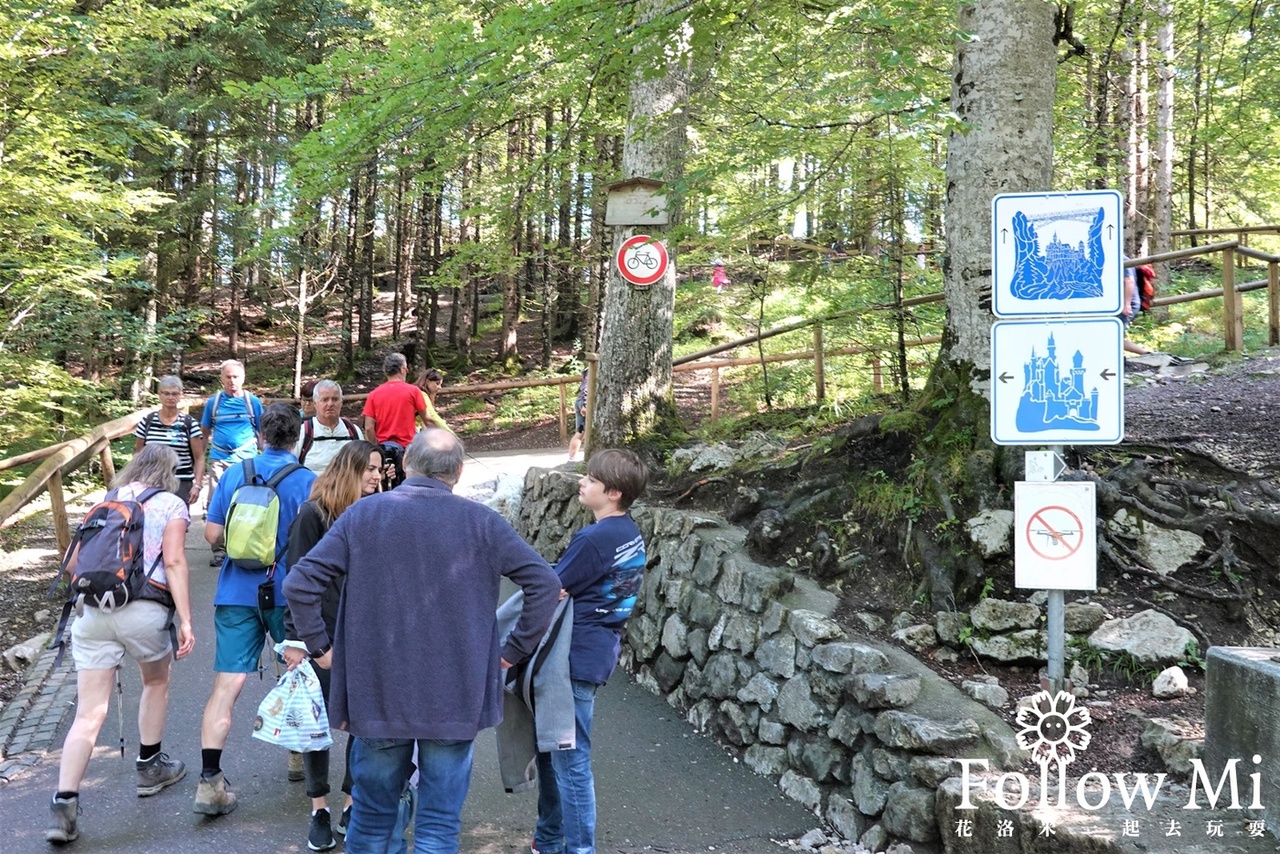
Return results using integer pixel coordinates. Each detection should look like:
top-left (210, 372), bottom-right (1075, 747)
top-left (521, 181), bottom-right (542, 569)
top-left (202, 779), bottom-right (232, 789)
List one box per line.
top-left (992, 190), bottom-right (1123, 695)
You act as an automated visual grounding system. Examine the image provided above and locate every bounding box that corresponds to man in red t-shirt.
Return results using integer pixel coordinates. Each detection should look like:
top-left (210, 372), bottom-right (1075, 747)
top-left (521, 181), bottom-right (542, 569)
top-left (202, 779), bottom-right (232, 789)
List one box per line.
top-left (363, 353), bottom-right (428, 486)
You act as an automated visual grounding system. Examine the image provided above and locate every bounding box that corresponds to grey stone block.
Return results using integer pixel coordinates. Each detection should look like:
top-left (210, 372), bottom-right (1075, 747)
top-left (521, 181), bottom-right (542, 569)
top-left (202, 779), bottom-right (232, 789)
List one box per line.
top-left (828, 705), bottom-right (863, 748)
top-left (881, 781), bottom-right (938, 843)
top-left (716, 701), bottom-right (758, 746)
top-left (872, 747), bottom-right (913, 782)
top-left (779, 769), bottom-right (822, 811)
top-left (850, 673), bottom-right (922, 709)
top-left (755, 633), bottom-right (797, 679)
top-left (737, 673), bottom-right (780, 711)
top-left (811, 642), bottom-right (858, 673)
top-left (788, 609), bottom-right (845, 647)
top-left (661, 614), bottom-right (690, 659)
top-left (758, 718), bottom-right (788, 745)
top-left (970, 598), bottom-right (1040, 631)
top-left (935, 611), bottom-right (970, 646)
top-left (787, 734), bottom-right (845, 783)
top-left (825, 795), bottom-right (866, 844)
top-left (776, 675), bottom-right (830, 732)
top-left (744, 743), bottom-right (788, 777)
top-left (874, 711), bottom-right (981, 754)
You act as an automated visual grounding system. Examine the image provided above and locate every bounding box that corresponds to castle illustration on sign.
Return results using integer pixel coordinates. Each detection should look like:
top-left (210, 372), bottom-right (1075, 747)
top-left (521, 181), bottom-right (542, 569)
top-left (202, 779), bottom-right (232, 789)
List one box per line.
top-left (1016, 332), bottom-right (1100, 433)
top-left (1009, 206), bottom-right (1107, 301)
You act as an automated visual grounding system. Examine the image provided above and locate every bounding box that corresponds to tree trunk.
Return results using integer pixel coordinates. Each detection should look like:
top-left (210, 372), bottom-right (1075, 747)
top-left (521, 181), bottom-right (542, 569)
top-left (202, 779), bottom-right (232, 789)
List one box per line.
top-left (229, 157), bottom-right (250, 357)
top-left (593, 2), bottom-right (691, 450)
top-left (358, 155), bottom-right (377, 351)
top-left (500, 120), bottom-right (522, 364)
top-left (341, 175), bottom-right (359, 370)
top-left (940, 0), bottom-right (1057, 382)
top-left (1153, 0), bottom-right (1174, 273)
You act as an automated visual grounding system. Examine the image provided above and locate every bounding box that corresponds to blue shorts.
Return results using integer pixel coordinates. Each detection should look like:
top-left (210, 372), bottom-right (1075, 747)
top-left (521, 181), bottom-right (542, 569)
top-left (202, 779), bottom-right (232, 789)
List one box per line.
top-left (213, 605), bottom-right (287, 673)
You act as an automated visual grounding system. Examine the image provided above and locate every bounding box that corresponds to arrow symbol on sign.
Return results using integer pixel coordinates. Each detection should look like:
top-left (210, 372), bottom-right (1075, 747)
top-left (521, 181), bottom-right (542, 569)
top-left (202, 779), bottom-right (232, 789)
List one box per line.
top-left (998, 371), bottom-right (1013, 383)
top-left (1100, 369), bottom-right (1115, 380)
top-left (1001, 228), bottom-right (1008, 244)
top-left (1107, 224), bottom-right (1114, 239)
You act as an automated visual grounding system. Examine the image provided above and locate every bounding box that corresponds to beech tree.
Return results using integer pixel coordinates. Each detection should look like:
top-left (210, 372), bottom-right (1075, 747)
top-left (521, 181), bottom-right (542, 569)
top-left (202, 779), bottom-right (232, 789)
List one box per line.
top-left (592, 3), bottom-right (691, 449)
top-left (940, 0), bottom-right (1058, 387)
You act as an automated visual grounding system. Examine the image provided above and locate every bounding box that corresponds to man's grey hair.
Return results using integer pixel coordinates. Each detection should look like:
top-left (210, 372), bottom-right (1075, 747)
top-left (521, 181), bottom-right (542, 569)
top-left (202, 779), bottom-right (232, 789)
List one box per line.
top-left (114, 443), bottom-right (179, 493)
top-left (312, 379), bottom-right (342, 400)
top-left (157, 375), bottom-right (183, 393)
top-left (219, 359), bottom-right (245, 374)
top-left (404, 428), bottom-right (464, 483)
top-left (383, 353), bottom-right (407, 376)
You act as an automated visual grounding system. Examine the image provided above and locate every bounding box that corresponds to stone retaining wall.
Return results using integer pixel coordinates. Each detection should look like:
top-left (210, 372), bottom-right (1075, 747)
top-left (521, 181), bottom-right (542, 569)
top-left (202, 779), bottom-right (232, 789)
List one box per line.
top-left (516, 467), bottom-right (1023, 849)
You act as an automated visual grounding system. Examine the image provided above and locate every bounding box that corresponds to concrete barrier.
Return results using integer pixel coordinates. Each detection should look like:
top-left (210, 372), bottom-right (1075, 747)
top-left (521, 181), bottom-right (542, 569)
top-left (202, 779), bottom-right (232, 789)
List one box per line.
top-left (1205, 647), bottom-right (1280, 825)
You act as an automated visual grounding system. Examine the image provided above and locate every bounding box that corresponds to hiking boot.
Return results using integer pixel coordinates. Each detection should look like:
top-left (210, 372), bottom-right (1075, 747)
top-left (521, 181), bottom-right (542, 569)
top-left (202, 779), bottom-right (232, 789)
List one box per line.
top-left (193, 771), bottom-right (238, 816)
top-left (45, 796), bottom-right (79, 844)
top-left (334, 805), bottom-right (352, 837)
top-left (307, 808), bottom-right (336, 851)
top-left (136, 752), bottom-right (186, 796)
top-left (288, 750), bottom-right (305, 782)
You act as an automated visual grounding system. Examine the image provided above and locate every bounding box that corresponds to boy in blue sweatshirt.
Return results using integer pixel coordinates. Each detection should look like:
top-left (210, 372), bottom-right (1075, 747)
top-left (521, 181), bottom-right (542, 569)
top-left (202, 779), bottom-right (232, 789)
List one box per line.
top-left (533, 449), bottom-right (648, 854)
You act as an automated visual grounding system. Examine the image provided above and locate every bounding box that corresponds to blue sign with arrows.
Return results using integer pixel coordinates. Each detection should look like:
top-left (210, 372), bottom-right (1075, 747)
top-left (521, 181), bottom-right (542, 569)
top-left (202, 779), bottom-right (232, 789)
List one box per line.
top-left (990, 318), bottom-right (1124, 445)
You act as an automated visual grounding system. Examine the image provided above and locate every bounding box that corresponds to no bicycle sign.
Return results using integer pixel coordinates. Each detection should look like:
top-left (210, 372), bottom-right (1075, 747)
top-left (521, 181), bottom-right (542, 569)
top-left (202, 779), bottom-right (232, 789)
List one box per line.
top-left (1014, 481), bottom-right (1097, 590)
top-left (616, 234), bottom-right (669, 287)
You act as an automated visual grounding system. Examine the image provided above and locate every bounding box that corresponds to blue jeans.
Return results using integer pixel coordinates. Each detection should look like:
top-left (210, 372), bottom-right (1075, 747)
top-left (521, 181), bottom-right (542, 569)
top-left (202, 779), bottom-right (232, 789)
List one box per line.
top-left (347, 736), bottom-right (473, 854)
top-left (534, 680), bottom-right (599, 854)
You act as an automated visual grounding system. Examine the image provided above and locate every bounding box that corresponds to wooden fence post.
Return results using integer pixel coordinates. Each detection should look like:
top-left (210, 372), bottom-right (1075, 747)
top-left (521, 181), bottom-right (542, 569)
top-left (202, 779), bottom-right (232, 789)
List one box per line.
top-left (583, 354), bottom-right (598, 456)
top-left (1269, 260), bottom-right (1279, 347)
top-left (48, 469), bottom-right (71, 557)
top-left (871, 354), bottom-right (883, 393)
top-left (558, 380), bottom-right (568, 444)
top-left (813, 322), bottom-right (825, 402)
top-left (99, 443), bottom-right (116, 485)
top-left (1222, 248), bottom-right (1242, 351)
top-left (710, 367), bottom-right (720, 423)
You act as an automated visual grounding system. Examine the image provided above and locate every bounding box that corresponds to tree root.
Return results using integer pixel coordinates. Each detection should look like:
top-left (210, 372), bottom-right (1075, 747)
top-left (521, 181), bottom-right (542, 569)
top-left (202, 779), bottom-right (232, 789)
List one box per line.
top-left (1098, 538), bottom-right (1247, 603)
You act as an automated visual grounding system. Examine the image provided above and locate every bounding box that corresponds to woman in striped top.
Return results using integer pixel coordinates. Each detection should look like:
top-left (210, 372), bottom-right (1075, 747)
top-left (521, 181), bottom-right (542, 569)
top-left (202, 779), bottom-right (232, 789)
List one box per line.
top-left (133, 375), bottom-right (206, 505)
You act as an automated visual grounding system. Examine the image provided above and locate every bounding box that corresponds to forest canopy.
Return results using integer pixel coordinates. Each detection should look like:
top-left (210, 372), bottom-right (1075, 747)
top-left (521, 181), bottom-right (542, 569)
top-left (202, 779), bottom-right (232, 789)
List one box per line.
top-left (1, 0), bottom-right (1278, 437)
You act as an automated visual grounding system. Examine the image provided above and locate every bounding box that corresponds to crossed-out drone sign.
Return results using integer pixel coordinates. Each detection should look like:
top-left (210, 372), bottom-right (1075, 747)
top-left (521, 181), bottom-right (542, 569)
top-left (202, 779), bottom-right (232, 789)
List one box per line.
top-left (616, 234), bottom-right (669, 288)
top-left (1014, 481), bottom-right (1097, 590)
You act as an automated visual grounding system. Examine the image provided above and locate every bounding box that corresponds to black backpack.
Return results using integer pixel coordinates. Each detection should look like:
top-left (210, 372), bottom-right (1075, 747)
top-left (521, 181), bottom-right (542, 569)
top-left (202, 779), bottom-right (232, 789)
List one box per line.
top-left (298, 416), bottom-right (360, 466)
top-left (48, 487), bottom-right (172, 664)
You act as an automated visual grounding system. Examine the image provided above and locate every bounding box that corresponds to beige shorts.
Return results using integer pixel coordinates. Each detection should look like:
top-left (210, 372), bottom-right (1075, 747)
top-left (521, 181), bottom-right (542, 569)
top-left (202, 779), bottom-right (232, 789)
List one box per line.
top-left (70, 600), bottom-right (172, 671)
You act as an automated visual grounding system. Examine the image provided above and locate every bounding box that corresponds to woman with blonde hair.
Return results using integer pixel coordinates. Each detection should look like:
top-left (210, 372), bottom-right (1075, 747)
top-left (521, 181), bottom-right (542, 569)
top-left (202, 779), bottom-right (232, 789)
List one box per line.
top-left (413, 368), bottom-right (450, 432)
top-left (46, 444), bottom-right (196, 843)
top-left (282, 439), bottom-right (383, 851)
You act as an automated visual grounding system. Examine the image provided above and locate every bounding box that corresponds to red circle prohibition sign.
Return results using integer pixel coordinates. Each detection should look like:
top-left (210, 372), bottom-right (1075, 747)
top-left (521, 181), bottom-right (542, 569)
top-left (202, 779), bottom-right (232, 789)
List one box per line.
top-left (616, 235), bottom-right (669, 286)
top-left (1025, 505), bottom-right (1085, 561)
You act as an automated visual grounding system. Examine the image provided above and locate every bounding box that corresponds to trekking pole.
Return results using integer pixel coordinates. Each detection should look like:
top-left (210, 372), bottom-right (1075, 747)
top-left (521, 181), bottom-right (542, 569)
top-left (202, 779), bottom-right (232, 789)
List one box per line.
top-left (115, 666), bottom-right (125, 758)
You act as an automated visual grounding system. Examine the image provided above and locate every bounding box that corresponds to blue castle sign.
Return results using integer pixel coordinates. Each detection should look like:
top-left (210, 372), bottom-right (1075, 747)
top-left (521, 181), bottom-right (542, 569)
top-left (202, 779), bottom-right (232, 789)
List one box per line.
top-left (1017, 332), bottom-right (1100, 433)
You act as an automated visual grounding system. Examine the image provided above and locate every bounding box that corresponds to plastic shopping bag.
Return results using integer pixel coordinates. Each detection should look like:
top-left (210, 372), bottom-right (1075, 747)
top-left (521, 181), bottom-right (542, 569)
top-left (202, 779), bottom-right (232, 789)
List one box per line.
top-left (252, 644), bottom-right (332, 752)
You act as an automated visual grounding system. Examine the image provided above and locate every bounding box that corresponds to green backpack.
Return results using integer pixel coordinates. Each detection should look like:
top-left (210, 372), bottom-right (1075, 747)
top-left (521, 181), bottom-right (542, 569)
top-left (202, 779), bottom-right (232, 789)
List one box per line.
top-left (223, 459), bottom-right (305, 571)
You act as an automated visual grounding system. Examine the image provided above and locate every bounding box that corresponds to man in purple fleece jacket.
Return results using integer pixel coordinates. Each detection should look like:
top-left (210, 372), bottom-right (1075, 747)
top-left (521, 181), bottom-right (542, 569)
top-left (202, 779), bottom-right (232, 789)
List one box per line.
top-left (284, 428), bottom-right (559, 853)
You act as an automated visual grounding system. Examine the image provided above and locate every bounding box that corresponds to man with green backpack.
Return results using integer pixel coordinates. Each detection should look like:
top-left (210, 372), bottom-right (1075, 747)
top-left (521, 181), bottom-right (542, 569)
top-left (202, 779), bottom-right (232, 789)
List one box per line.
top-left (194, 403), bottom-right (315, 817)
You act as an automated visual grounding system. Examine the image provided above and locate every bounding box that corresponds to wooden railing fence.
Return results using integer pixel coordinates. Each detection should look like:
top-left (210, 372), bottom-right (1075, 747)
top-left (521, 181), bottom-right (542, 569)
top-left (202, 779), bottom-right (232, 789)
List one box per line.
top-left (4, 233), bottom-right (1279, 534)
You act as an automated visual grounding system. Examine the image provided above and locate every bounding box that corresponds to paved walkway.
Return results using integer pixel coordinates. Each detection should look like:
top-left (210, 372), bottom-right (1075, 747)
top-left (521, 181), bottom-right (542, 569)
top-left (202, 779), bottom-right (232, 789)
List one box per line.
top-left (0, 452), bottom-right (815, 852)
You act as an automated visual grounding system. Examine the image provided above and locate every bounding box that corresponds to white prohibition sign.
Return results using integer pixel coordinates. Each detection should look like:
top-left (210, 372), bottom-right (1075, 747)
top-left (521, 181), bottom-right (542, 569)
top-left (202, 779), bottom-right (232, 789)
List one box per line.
top-left (1025, 505), bottom-right (1084, 561)
top-left (616, 234), bottom-right (669, 286)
